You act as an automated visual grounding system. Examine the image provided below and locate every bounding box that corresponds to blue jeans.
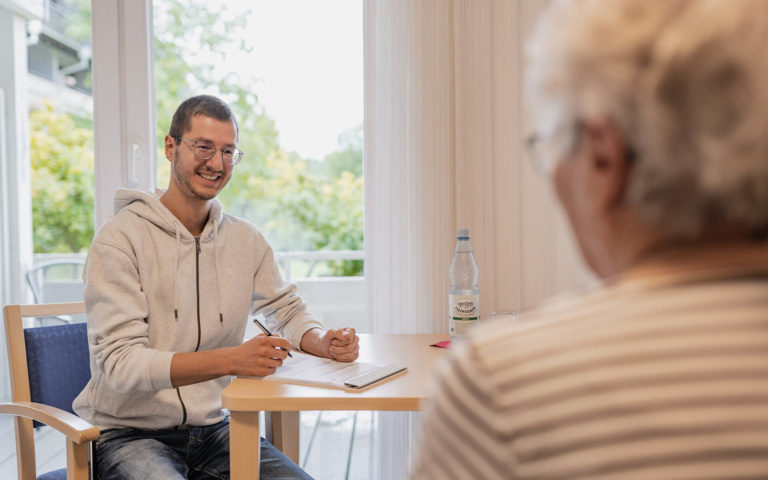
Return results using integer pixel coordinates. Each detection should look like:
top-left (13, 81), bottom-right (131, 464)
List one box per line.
top-left (94, 418), bottom-right (313, 480)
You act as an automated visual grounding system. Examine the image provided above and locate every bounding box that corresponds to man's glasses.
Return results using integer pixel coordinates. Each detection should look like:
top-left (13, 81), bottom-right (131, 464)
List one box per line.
top-left (174, 136), bottom-right (244, 166)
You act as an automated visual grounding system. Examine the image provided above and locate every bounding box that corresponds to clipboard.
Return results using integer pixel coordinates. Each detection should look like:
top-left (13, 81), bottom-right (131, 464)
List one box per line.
top-left (252, 351), bottom-right (408, 391)
top-left (343, 363), bottom-right (408, 389)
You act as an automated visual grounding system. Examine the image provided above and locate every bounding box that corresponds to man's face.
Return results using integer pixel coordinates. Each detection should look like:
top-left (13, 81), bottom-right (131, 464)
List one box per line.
top-left (166, 115), bottom-right (237, 201)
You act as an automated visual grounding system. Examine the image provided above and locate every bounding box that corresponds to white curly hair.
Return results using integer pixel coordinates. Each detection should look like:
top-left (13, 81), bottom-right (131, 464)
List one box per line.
top-left (526, 0), bottom-right (768, 238)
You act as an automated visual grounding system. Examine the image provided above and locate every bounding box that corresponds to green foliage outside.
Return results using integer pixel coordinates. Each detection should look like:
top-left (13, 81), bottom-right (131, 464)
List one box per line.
top-left (64, 0), bottom-right (91, 44)
top-left (323, 125), bottom-right (364, 178)
top-left (30, 103), bottom-right (94, 253)
top-left (252, 158), bottom-right (364, 277)
top-left (30, 0), bottom-right (364, 276)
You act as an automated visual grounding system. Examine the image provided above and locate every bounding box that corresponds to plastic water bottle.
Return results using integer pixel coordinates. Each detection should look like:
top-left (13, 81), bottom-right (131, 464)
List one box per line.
top-left (449, 228), bottom-right (479, 341)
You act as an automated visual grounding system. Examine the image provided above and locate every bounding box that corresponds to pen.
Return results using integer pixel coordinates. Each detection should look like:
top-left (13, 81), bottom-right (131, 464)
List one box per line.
top-left (252, 317), bottom-right (293, 357)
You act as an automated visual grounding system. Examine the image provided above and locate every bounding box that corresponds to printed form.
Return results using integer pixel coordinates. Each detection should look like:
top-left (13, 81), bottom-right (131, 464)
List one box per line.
top-left (258, 351), bottom-right (407, 390)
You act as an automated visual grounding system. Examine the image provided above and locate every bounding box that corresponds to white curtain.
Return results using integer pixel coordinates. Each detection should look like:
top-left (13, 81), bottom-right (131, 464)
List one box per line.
top-left (363, 0), bottom-right (587, 478)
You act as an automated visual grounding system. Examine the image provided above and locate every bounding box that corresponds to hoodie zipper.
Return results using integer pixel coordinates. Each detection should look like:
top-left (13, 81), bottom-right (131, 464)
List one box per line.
top-left (194, 236), bottom-right (202, 352)
top-left (176, 388), bottom-right (188, 426)
top-left (176, 235), bottom-right (203, 427)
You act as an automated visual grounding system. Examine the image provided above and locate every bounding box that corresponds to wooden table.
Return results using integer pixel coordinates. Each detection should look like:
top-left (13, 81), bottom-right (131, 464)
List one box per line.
top-left (223, 333), bottom-right (448, 480)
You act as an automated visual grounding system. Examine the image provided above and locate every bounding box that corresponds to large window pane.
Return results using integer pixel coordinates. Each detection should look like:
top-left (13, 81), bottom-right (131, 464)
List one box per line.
top-left (153, 0), bottom-right (364, 322)
top-left (0, 1), bottom-right (93, 475)
top-left (27, 0), bottom-right (93, 305)
top-left (152, 3), bottom-right (365, 475)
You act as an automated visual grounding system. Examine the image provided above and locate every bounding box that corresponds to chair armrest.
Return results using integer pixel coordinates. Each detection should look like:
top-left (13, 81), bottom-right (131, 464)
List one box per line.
top-left (0, 401), bottom-right (99, 444)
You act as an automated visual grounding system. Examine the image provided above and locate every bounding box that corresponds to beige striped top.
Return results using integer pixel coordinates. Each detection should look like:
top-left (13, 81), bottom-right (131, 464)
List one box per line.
top-left (412, 261), bottom-right (768, 479)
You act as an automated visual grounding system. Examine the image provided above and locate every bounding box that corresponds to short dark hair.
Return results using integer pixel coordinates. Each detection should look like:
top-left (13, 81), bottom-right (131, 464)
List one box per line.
top-left (168, 95), bottom-right (239, 142)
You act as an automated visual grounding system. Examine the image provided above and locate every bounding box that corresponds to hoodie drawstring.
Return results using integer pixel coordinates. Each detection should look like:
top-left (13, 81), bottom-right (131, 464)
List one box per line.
top-left (213, 219), bottom-right (223, 324)
top-left (174, 226), bottom-right (181, 320)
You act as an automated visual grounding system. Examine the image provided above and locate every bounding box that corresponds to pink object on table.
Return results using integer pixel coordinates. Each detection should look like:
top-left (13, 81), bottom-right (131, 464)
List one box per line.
top-left (430, 340), bottom-right (451, 349)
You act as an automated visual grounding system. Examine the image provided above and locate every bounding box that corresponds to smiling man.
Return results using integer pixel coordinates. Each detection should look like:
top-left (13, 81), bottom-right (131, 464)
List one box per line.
top-left (74, 95), bottom-right (359, 479)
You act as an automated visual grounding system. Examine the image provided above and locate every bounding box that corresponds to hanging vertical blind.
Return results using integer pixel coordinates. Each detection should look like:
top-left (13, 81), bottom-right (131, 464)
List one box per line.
top-left (363, 0), bottom-right (587, 478)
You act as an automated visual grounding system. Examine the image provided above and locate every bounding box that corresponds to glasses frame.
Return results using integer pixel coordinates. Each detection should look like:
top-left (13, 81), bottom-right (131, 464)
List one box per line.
top-left (525, 122), bottom-right (637, 178)
top-left (525, 133), bottom-right (547, 177)
top-left (174, 136), bottom-right (244, 166)
top-left (525, 122), bottom-right (583, 178)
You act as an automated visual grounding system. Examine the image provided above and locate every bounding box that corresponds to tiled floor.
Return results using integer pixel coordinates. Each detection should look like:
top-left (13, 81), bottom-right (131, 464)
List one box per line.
top-left (0, 411), bottom-right (371, 479)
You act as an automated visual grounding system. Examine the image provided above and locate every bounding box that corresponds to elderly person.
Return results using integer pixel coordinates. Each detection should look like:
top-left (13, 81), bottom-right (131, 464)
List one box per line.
top-left (412, 1), bottom-right (768, 479)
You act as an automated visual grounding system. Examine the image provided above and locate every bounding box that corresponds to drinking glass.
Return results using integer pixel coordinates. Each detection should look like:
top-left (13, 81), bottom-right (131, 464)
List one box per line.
top-left (491, 310), bottom-right (517, 323)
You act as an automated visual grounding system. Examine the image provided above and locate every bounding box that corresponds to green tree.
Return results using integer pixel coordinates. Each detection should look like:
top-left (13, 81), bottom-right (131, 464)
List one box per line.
top-left (64, 0), bottom-right (91, 44)
top-left (29, 103), bottom-right (94, 253)
top-left (152, 0), bottom-right (365, 271)
top-left (153, 0), bottom-right (281, 227)
top-left (252, 159), bottom-right (363, 276)
top-left (31, 0), bottom-right (365, 277)
top-left (323, 124), bottom-right (363, 178)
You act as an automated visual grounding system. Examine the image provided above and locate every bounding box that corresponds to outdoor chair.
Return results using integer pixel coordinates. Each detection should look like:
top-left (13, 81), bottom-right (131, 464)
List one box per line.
top-left (25, 260), bottom-right (86, 325)
top-left (0, 302), bottom-right (98, 480)
top-left (25, 260), bottom-right (85, 304)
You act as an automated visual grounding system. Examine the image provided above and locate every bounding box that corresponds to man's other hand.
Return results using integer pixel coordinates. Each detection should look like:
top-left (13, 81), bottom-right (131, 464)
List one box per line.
top-left (323, 327), bottom-right (359, 362)
top-left (300, 327), bottom-right (360, 362)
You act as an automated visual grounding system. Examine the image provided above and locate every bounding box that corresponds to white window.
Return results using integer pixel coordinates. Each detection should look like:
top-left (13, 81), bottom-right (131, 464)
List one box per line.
top-left (152, 0), bottom-right (365, 333)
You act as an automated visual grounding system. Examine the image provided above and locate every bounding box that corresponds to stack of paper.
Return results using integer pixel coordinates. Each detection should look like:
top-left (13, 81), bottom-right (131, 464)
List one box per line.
top-left (259, 351), bottom-right (407, 390)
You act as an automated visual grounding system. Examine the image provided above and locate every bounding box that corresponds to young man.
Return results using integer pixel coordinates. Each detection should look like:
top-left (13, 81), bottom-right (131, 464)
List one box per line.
top-left (413, 1), bottom-right (768, 478)
top-left (75, 95), bottom-right (359, 479)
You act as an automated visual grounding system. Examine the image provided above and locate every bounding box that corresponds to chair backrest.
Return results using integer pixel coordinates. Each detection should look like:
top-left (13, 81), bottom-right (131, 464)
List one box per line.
top-left (25, 324), bottom-right (90, 420)
top-left (4, 302), bottom-right (90, 477)
top-left (5, 302), bottom-right (90, 406)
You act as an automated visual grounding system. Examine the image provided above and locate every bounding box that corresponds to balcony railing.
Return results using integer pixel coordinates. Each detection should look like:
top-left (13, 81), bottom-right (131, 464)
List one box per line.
top-left (278, 249), bottom-right (363, 281)
top-left (32, 250), bottom-right (368, 332)
top-left (33, 250), bottom-right (364, 281)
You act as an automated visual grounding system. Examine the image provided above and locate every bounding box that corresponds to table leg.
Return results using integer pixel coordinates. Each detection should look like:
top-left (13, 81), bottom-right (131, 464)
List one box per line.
top-left (230, 411), bottom-right (261, 480)
top-left (270, 411), bottom-right (300, 464)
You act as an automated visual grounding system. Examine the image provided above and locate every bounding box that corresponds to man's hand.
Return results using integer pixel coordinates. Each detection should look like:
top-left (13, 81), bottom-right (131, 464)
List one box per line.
top-left (170, 335), bottom-right (291, 387)
top-left (230, 335), bottom-right (292, 377)
top-left (325, 327), bottom-right (360, 362)
top-left (301, 327), bottom-right (360, 362)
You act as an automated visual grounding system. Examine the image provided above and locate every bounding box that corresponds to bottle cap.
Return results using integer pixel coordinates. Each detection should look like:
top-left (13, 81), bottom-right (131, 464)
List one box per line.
top-left (457, 228), bottom-right (470, 240)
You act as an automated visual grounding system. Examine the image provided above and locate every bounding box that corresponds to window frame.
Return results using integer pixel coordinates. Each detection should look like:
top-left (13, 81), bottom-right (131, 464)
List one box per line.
top-left (92, 0), bottom-right (156, 230)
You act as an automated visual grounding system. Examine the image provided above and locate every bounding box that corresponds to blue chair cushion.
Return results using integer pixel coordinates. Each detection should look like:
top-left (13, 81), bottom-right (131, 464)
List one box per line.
top-left (24, 323), bottom-right (90, 427)
top-left (37, 467), bottom-right (67, 480)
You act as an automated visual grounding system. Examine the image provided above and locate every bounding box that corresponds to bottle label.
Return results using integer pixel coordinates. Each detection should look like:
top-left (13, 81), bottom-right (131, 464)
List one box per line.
top-left (449, 294), bottom-right (479, 338)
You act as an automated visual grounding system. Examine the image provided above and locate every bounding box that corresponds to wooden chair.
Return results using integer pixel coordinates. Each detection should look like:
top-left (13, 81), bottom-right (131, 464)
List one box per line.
top-left (0, 302), bottom-right (98, 480)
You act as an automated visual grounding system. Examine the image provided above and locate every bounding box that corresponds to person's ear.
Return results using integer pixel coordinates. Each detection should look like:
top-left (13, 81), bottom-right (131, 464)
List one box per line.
top-left (582, 118), bottom-right (631, 210)
top-left (164, 135), bottom-right (175, 162)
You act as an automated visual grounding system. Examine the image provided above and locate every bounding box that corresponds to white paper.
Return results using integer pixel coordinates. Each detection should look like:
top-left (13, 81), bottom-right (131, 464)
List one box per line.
top-left (259, 351), bottom-right (406, 390)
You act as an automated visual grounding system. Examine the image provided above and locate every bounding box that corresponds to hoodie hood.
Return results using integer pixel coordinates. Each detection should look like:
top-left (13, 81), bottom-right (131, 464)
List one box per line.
top-left (113, 188), bottom-right (224, 241)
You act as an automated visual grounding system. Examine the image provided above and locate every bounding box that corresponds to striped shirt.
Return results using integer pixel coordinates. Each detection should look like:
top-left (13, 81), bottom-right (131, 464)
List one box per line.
top-left (412, 264), bottom-right (768, 479)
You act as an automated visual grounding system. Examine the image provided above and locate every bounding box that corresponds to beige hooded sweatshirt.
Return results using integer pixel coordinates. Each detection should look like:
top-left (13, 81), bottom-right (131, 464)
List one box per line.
top-left (73, 188), bottom-right (323, 429)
